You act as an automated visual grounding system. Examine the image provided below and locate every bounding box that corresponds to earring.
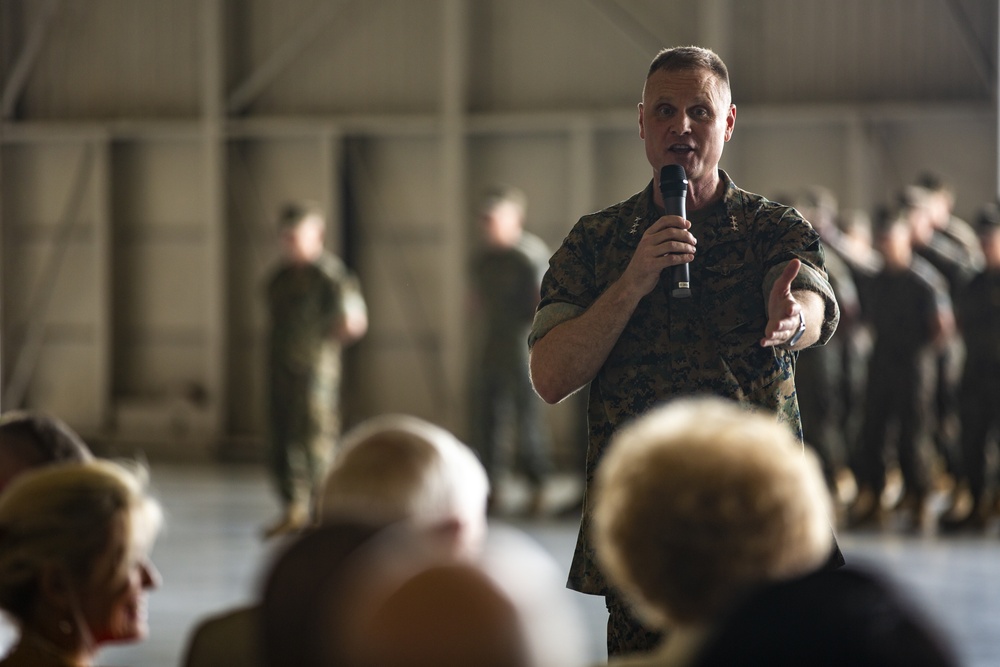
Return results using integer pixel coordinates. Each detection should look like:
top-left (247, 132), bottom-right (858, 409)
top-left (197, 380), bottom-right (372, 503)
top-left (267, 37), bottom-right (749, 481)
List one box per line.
top-left (58, 619), bottom-right (72, 635)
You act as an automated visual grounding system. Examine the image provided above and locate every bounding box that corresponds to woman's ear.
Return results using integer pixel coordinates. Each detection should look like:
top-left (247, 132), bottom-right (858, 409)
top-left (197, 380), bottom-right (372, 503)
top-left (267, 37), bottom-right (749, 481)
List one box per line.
top-left (39, 562), bottom-right (75, 612)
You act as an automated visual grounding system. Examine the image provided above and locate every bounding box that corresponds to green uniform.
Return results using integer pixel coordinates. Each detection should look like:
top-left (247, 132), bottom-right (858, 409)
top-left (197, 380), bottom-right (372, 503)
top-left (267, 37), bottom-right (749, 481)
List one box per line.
top-left (529, 171), bottom-right (840, 598)
top-left (469, 231), bottom-right (552, 487)
top-left (266, 251), bottom-right (361, 508)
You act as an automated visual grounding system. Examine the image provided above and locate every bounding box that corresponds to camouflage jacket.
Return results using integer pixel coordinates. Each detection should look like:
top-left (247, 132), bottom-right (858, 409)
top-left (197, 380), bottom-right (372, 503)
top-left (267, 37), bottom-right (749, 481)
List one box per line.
top-left (529, 171), bottom-right (839, 594)
top-left (266, 251), bottom-right (361, 375)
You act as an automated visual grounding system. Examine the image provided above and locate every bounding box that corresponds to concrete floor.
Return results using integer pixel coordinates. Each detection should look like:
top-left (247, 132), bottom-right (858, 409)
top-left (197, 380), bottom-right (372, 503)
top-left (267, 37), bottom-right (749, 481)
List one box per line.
top-left (81, 463), bottom-right (1000, 667)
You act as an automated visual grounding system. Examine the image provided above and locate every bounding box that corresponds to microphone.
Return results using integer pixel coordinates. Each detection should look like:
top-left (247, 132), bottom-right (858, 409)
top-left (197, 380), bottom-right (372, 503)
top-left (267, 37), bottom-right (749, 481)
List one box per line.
top-left (659, 164), bottom-right (691, 298)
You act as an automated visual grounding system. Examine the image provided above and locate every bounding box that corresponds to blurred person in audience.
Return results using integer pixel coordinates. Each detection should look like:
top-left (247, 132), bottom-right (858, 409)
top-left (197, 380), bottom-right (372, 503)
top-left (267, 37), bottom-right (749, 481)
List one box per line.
top-left (0, 459), bottom-right (162, 667)
top-left (847, 206), bottom-right (954, 532)
top-left (691, 566), bottom-right (959, 667)
top-left (592, 397), bottom-right (834, 666)
top-left (341, 522), bottom-right (586, 667)
top-left (940, 202), bottom-right (1000, 533)
top-left (260, 520), bottom-right (391, 667)
top-left (262, 201), bottom-right (368, 539)
top-left (182, 414), bottom-right (489, 667)
top-left (468, 185), bottom-right (553, 516)
top-left (0, 411), bottom-right (94, 654)
top-left (0, 411), bottom-right (92, 494)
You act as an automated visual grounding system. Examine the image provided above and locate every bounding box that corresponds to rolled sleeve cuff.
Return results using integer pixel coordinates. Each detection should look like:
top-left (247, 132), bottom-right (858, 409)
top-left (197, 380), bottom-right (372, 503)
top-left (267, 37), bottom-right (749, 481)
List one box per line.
top-left (528, 302), bottom-right (586, 348)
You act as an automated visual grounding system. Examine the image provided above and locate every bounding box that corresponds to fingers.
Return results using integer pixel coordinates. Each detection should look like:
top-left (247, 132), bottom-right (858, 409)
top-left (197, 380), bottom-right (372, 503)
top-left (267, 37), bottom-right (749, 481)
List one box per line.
top-left (642, 216), bottom-right (697, 261)
top-left (772, 258), bottom-right (801, 297)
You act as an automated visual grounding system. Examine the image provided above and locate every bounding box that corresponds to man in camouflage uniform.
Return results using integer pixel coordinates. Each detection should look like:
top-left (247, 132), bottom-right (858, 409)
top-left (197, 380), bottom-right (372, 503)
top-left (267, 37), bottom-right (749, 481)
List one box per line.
top-left (528, 46), bottom-right (840, 657)
top-left (468, 186), bottom-right (552, 515)
top-left (263, 202), bottom-right (368, 539)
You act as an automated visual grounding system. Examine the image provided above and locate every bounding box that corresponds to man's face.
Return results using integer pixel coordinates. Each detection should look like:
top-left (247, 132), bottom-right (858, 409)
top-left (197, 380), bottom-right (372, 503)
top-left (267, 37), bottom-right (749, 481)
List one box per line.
top-left (281, 214), bottom-right (326, 264)
top-left (480, 201), bottom-right (523, 248)
top-left (639, 67), bottom-right (735, 186)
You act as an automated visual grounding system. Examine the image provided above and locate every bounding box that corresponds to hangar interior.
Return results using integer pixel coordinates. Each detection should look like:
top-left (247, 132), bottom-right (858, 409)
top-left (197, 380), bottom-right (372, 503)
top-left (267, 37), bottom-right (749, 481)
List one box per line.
top-left (2, 0), bottom-right (996, 462)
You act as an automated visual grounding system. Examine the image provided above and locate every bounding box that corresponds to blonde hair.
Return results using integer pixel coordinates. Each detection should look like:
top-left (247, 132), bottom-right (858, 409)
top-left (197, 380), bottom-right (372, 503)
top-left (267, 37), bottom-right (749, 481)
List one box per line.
top-left (319, 415), bottom-right (489, 530)
top-left (593, 397), bottom-right (833, 627)
top-left (0, 459), bottom-right (163, 622)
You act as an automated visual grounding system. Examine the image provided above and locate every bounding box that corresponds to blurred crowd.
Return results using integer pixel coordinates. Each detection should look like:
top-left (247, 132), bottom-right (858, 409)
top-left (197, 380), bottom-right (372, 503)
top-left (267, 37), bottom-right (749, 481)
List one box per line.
top-left (790, 172), bottom-right (1000, 535)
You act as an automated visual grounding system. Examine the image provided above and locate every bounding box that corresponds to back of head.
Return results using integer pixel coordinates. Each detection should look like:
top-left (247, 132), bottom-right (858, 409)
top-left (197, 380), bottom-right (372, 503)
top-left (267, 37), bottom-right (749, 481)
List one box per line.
top-left (593, 397), bottom-right (833, 627)
top-left (319, 415), bottom-right (489, 554)
top-left (260, 520), bottom-right (385, 667)
top-left (0, 411), bottom-right (93, 493)
top-left (0, 459), bottom-right (161, 624)
top-left (352, 561), bottom-right (531, 667)
top-left (693, 567), bottom-right (959, 667)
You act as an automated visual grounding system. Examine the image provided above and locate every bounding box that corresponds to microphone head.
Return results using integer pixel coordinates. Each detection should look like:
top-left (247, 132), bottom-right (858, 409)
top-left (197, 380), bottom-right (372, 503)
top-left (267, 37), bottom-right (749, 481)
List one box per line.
top-left (659, 164), bottom-right (688, 197)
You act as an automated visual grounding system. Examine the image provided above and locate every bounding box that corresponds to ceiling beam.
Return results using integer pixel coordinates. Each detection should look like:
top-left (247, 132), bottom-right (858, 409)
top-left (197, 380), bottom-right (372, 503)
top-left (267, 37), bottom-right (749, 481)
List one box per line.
top-left (226, 0), bottom-right (357, 115)
top-left (1, 0), bottom-right (61, 119)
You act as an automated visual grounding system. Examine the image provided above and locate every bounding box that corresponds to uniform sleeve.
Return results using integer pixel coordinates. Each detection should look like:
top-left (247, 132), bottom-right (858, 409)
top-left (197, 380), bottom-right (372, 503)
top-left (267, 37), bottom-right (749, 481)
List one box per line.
top-left (336, 271), bottom-right (367, 324)
top-left (760, 210), bottom-right (841, 346)
top-left (528, 220), bottom-right (596, 348)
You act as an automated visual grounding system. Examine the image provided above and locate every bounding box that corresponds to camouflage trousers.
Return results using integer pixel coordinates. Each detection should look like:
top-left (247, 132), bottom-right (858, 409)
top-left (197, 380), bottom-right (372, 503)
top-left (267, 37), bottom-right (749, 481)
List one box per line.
top-left (268, 363), bottom-right (339, 509)
top-left (605, 591), bottom-right (665, 657)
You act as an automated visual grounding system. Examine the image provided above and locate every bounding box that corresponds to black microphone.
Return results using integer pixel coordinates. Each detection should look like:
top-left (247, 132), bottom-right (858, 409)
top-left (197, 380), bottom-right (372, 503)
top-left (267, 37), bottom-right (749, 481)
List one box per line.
top-left (659, 164), bottom-right (691, 298)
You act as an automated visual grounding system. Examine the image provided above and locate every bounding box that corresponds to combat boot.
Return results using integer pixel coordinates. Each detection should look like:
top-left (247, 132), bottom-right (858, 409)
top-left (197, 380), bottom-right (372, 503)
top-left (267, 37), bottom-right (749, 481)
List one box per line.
top-left (261, 502), bottom-right (310, 540)
top-left (846, 486), bottom-right (886, 531)
top-left (939, 494), bottom-right (990, 534)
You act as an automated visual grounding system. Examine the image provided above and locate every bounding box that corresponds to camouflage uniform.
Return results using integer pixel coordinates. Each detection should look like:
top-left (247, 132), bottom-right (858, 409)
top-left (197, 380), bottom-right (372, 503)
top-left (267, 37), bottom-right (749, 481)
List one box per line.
top-left (266, 251), bottom-right (361, 510)
top-left (852, 256), bottom-right (951, 503)
top-left (469, 231), bottom-right (553, 489)
top-left (529, 171), bottom-right (840, 651)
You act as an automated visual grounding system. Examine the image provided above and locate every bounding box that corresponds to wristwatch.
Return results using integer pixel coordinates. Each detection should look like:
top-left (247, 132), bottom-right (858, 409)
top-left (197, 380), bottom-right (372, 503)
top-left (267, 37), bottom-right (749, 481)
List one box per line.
top-left (788, 311), bottom-right (806, 347)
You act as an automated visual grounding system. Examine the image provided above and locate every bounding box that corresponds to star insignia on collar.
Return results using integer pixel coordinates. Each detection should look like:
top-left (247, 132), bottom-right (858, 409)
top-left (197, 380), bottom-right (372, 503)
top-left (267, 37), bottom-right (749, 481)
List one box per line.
top-left (729, 214), bottom-right (739, 231)
top-left (630, 217), bottom-right (642, 236)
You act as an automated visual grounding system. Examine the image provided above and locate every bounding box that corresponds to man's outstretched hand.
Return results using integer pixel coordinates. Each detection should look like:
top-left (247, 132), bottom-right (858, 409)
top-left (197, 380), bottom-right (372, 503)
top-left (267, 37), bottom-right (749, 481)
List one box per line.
top-left (761, 259), bottom-right (804, 348)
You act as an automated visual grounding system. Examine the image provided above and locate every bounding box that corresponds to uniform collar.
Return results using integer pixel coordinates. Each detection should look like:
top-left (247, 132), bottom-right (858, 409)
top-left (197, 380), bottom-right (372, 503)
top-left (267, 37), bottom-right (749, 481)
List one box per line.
top-left (620, 169), bottom-right (747, 248)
